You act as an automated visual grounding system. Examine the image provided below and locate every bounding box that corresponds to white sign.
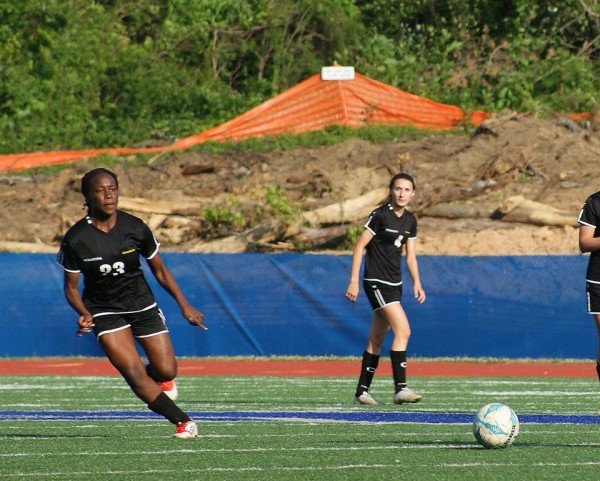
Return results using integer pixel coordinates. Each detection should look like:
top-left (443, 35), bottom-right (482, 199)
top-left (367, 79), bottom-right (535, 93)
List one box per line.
top-left (321, 66), bottom-right (355, 81)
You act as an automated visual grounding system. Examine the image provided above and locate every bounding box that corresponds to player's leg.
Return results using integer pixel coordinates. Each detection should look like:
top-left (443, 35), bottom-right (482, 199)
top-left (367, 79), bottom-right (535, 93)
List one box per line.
top-left (99, 329), bottom-right (196, 437)
top-left (354, 311), bottom-right (389, 405)
top-left (138, 332), bottom-right (179, 400)
top-left (133, 307), bottom-right (179, 400)
top-left (365, 310), bottom-right (390, 355)
top-left (99, 328), bottom-right (163, 402)
top-left (594, 314), bottom-right (600, 383)
top-left (586, 282), bottom-right (600, 413)
top-left (380, 302), bottom-right (422, 404)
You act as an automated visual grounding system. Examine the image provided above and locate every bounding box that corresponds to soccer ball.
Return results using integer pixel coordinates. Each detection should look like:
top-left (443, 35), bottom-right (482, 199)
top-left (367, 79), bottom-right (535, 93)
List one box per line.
top-left (472, 403), bottom-right (519, 449)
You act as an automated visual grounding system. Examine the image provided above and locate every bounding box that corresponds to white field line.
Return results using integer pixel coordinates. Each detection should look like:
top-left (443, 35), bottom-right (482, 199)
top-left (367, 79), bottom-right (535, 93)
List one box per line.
top-left (3, 440), bottom-right (600, 459)
top-left (3, 461), bottom-right (600, 478)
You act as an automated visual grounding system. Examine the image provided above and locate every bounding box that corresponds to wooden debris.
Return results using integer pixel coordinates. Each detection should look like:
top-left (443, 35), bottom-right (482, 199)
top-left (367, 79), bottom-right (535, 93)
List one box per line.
top-left (0, 191), bottom-right (17, 200)
top-left (493, 195), bottom-right (578, 227)
top-left (288, 225), bottom-right (349, 249)
top-left (302, 187), bottom-right (387, 225)
top-left (189, 221), bottom-right (285, 253)
top-left (118, 196), bottom-right (205, 215)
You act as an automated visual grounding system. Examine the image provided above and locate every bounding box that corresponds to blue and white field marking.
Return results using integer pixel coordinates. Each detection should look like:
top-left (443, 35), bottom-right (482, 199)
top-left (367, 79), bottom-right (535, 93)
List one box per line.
top-left (1, 410), bottom-right (599, 424)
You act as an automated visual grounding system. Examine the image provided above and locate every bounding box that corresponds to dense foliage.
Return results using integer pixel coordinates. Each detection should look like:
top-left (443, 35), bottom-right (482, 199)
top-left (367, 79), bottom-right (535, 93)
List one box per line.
top-left (0, 0), bottom-right (598, 154)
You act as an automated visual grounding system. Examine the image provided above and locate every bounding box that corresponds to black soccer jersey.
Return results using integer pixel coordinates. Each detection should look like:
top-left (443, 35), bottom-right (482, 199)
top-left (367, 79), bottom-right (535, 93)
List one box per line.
top-left (57, 210), bottom-right (160, 315)
top-left (578, 191), bottom-right (600, 282)
top-left (362, 204), bottom-right (417, 286)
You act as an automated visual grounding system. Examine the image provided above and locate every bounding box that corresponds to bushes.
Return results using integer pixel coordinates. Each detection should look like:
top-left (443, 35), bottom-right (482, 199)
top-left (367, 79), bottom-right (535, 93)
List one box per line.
top-left (0, 0), bottom-right (598, 154)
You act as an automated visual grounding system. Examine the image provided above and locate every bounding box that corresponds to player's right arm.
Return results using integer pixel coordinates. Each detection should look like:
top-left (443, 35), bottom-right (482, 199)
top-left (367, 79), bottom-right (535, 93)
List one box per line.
top-left (345, 229), bottom-right (373, 302)
top-left (63, 271), bottom-right (95, 335)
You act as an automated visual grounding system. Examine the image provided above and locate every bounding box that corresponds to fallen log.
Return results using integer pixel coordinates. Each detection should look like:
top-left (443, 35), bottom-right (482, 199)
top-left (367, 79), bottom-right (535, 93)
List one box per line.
top-left (118, 196), bottom-right (206, 215)
top-left (189, 221), bottom-right (285, 253)
top-left (0, 191), bottom-right (17, 200)
top-left (302, 187), bottom-right (387, 225)
top-left (288, 225), bottom-right (349, 249)
top-left (493, 195), bottom-right (578, 227)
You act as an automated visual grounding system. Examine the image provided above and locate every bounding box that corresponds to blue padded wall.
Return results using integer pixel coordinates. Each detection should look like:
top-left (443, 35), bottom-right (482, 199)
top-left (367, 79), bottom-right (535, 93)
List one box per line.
top-left (0, 253), bottom-right (593, 359)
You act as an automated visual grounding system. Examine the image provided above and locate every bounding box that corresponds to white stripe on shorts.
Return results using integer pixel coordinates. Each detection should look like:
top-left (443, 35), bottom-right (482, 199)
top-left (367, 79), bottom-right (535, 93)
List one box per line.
top-left (372, 287), bottom-right (400, 311)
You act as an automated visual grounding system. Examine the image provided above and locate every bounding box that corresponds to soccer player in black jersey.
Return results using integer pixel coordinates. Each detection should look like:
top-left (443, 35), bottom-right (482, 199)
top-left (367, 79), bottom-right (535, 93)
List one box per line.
top-left (57, 168), bottom-right (207, 438)
top-left (345, 173), bottom-right (426, 405)
top-left (578, 190), bottom-right (600, 413)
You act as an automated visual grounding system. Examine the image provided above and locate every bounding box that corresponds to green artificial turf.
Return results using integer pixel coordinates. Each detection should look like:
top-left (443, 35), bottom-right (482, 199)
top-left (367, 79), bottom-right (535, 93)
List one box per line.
top-left (0, 375), bottom-right (599, 481)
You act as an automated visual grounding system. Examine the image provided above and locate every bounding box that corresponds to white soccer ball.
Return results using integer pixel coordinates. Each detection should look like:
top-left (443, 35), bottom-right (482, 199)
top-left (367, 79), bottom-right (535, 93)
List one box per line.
top-left (472, 403), bottom-right (519, 449)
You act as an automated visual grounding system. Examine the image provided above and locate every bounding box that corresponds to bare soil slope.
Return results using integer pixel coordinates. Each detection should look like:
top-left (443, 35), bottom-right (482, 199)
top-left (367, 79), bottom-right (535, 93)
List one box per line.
top-left (1, 113), bottom-right (599, 255)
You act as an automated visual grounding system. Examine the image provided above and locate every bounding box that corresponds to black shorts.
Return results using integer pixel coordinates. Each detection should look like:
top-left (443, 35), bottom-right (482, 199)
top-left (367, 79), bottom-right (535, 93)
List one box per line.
top-left (93, 306), bottom-right (168, 339)
top-left (363, 281), bottom-right (402, 311)
top-left (586, 282), bottom-right (600, 314)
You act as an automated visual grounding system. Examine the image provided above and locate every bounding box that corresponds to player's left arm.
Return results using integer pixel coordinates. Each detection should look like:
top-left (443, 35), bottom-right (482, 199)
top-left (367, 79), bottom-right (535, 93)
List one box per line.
top-left (405, 238), bottom-right (426, 304)
top-left (147, 253), bottom-right (207, 330)
top-left (579, 225), bottom-right (600, 253)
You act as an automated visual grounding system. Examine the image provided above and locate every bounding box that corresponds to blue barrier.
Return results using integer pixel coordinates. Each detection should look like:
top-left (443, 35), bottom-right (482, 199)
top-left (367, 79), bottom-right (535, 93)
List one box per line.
top-left (0, 253), bottom-right (593, 359)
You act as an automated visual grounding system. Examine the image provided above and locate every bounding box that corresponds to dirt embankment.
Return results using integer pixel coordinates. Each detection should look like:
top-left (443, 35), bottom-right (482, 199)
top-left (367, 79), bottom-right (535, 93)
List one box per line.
top-left (1, 113), bottom-right (598, 255)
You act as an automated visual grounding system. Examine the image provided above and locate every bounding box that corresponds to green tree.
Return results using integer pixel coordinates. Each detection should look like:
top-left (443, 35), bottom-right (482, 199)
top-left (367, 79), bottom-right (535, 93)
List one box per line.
top-left (0, 0), bottom-right (597, 154)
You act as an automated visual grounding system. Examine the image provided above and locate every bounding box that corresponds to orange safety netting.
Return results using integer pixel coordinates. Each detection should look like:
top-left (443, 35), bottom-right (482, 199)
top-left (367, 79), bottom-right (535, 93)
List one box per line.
top-left (0, 71), bottom-right (484, 173)
top-left (170, 72), bottom-right (469, 150)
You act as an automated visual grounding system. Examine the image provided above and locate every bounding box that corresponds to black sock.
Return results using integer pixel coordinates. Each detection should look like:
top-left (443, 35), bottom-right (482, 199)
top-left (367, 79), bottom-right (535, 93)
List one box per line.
top-left (355, 351), bottom-right (380, 397)
top-left (596, 362), bottom-right (600, 383)
top-left (390, 350), bottom-right (407, 393)
top-left (147, 392), bottom-right (190, 425)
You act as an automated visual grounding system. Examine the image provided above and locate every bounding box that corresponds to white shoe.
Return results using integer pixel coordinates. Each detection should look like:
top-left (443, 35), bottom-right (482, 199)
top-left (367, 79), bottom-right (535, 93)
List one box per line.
top-left (173, 421), bottom-right (198, 439)
top-left (353, 391), bottom-right (379, 405)
top-left (393, 387), bottom-right (422, 404)
top-left (158, 380), bottom-right (178, 401)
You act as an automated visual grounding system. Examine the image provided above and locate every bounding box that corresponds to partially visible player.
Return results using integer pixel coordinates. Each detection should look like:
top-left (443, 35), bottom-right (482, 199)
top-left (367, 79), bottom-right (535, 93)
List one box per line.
top-left (345, 172), bottom-right (426, 405)
top-left (578, 190), bottom-right (600, 413)
top-left (57, 168), bottom-right (207, 438)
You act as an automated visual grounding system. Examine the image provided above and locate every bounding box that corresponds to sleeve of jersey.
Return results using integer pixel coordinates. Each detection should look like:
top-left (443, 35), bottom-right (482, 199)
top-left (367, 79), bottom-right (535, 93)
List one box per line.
top-left (56, 239), bottom-right (81, 273)
top-left (578, 197), bottom-right (598, 228)
top-left (140, 222), bottom-right (161, 259)
top-left (364, 211), bottom-right (381, 235)
top-left (409, 217), bottom-right (418, 239)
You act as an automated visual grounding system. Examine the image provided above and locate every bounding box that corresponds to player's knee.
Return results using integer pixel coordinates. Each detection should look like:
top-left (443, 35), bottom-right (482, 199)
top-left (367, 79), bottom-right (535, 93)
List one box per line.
top-left (118, 363), bottom-right (148, 386)
top-left (368, 334), bottom-right (385, 350)
top-left (148, 361), bottom-right (177, 381)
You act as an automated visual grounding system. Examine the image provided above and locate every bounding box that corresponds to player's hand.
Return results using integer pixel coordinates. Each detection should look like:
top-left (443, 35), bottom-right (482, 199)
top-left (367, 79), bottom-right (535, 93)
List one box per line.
top-left (413, 285), bottom-right (426, 304)
top-left (76, 314), bottom-right (95, 336)
top-left (182, 306), bottom-right (208, 331)
top-left (345, 282), bottom-right (359, 302)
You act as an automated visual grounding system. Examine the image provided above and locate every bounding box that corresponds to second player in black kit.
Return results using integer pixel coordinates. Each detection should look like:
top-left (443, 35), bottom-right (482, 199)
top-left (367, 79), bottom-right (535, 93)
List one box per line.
top-left (346, 173), bottom-right (426, 406)
top-left (57, 168), bottom-right (207, 438)
top-left (578, 190), bottom-right (600, 413)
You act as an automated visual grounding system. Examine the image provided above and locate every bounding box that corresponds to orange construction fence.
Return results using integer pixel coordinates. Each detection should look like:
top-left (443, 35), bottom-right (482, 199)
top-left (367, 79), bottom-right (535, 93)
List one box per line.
top-left (1, 72), bottom-right (494, 173)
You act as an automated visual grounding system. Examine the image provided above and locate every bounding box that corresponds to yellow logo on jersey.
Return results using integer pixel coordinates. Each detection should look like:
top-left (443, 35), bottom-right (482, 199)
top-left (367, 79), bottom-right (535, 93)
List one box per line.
top-left (121, 248), bottom-right (136, 255)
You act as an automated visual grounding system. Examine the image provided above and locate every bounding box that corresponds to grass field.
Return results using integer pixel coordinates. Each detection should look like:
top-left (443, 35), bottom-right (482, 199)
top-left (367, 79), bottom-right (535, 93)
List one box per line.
top-left (1, 374), bottom-right (599, 480)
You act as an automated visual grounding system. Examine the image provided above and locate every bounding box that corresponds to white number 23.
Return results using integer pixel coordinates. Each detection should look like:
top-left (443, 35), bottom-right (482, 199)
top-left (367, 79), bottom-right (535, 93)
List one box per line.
top-left (99, 262), bottom-right (126, 276)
